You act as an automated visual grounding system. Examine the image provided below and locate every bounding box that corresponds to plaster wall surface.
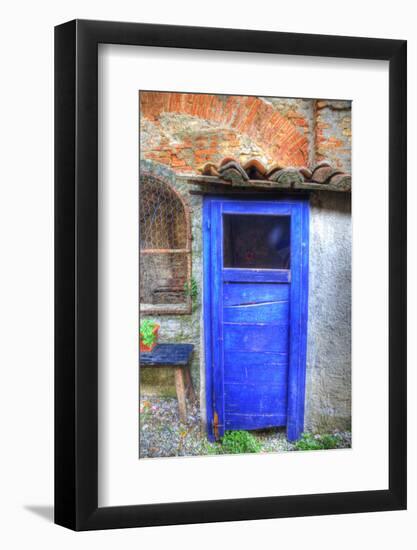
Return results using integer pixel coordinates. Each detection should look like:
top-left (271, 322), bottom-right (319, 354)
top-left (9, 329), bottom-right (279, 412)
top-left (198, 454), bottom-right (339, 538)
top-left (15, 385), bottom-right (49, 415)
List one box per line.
top-left (305, 191), bottom-right (352, 431)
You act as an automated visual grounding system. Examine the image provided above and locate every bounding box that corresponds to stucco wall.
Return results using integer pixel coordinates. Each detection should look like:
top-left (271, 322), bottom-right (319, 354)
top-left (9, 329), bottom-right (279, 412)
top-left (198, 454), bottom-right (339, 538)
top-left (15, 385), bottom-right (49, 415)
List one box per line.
top-left (305, 191), bottom-right (352, 431)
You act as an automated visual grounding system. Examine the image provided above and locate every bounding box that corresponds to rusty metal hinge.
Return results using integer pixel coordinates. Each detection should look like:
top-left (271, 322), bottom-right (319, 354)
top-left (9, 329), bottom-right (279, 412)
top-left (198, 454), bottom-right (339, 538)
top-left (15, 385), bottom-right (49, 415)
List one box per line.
top-left (213, 411), bottom-right (219, 440)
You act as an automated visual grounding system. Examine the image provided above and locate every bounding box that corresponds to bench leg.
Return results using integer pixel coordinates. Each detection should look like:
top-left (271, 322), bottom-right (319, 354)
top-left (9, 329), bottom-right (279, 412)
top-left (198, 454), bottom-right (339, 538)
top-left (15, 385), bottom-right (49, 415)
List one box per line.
top-left (174, 368), bottom-right (187, 422)
top-left (184, 365), bottom-right (196, 401)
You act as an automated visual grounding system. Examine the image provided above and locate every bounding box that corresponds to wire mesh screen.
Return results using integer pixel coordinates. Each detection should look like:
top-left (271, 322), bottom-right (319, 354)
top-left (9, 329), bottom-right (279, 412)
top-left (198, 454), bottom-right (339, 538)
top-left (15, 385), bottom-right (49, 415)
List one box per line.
top-left (140, 175), bottom-right (188, 250)
top-left (139, 174), bottom-right (191, 312)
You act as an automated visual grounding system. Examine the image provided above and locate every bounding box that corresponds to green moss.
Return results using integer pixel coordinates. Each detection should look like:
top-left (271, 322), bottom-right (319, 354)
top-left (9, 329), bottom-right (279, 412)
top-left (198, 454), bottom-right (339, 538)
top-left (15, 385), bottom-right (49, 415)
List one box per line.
top-left (140, 368), bottom-right (177, 398)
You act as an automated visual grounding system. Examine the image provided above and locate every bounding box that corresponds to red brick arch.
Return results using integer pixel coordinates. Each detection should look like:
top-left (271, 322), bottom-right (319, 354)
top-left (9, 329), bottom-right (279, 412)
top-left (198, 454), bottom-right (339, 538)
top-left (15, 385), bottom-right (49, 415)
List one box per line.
top-left (140, 92), bottom-right (310, 168)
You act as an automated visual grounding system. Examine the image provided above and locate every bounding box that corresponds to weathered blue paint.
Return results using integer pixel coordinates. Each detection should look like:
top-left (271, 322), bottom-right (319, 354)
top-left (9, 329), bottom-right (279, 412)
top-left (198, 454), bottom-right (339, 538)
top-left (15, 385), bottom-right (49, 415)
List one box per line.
top-left (224, 298), bottom-right (289, 323)
top-left (286, 198), bottom-right (309, 441)
top-left (203, 196), bottom-right (309, 442)
top-left (224, 352), bottom-right (288, 384)
top-left (203, 199), bottom-right (214, 441)
top-left (223, 282), bottom-right (289, 306)
top-left (139, 343), bottom-right (194, 366)
top-left (223, 268), bottom-right (291, 283)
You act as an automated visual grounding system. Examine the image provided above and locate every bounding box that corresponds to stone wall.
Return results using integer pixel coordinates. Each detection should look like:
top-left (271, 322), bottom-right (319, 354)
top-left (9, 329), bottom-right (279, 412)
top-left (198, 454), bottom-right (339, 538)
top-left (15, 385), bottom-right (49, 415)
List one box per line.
top-left (139, 160), bottom-right (204, 397)
top-left (140, 92), bottom-right (351, 173)
top-left (315, 100), bottom-right (352, 172)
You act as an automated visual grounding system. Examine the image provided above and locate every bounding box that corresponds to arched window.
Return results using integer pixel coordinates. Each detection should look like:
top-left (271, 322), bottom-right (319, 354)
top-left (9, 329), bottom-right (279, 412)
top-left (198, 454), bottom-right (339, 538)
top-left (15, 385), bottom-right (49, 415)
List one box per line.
top-left (140, 175), bottom-right (191, 314)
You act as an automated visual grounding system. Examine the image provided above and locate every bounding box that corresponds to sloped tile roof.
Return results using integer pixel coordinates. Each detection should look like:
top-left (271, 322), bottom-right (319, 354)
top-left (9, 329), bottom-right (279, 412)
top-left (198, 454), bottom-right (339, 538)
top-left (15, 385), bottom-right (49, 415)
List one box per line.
top-left (195, 158), bottom-right (351, 191)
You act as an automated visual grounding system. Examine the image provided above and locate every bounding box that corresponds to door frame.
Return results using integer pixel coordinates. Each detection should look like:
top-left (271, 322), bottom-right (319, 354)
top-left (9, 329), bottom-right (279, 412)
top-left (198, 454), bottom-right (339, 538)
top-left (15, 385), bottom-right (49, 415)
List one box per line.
top-left (203, 195), bottom-right (310, 442)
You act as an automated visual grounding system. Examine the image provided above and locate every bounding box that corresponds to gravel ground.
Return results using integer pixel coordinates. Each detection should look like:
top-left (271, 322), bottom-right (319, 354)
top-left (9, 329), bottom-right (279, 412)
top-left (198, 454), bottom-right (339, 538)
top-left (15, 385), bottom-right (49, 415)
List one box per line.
top-left (139, 395), bottom-right (351, 459)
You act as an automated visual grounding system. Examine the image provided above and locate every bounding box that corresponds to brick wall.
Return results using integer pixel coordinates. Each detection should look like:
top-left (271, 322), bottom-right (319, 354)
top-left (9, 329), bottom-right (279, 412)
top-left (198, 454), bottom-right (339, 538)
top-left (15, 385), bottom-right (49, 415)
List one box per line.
top-left (140, 92), bottom-right (351, 173)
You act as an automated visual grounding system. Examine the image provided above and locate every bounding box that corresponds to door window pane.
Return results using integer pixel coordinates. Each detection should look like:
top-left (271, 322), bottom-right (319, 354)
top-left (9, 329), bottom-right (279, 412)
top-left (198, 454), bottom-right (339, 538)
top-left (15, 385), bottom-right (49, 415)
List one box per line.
top-left (223, 214), bottom-right (290, 269)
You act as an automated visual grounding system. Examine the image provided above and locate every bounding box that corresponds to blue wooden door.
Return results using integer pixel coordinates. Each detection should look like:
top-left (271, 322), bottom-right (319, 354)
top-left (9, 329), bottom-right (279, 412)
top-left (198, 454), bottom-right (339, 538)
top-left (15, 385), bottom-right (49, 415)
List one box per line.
top-left (204, 197), bottom-right (309, 442)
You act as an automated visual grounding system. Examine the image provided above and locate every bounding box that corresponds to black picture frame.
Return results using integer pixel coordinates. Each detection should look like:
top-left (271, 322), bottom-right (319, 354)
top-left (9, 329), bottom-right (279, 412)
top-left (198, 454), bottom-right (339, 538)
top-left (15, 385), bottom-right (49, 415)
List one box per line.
top-left (55, 19), bottom-right (407, 531)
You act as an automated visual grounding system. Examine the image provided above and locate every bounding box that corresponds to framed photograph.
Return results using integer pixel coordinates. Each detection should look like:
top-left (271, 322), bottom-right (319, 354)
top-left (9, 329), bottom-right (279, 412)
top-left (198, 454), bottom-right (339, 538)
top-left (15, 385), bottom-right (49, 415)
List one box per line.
top-left (55, 20), bottom-right (406, 530)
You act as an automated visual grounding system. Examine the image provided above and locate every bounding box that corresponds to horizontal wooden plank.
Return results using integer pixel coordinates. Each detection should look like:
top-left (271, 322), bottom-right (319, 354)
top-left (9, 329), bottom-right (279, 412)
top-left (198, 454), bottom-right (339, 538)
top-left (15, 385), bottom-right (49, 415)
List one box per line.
top-left (140, 248), bottom-right (190, 254)
top-left (224, 351), bottom-right (288, 384)
top-left (225, 413), bottom-right (287, 431)
top-left (179, 174), bottom-right (351, 192)
top-left (221, 203), bottom-right (292, 215)
top-left (139, 343), bottom-right (194, 366)
top-left (223, 323), bottom-right (289, 353)
top-left (223, 282), bottom-right (290, 307)
top-left (224, 382), bottom-right (288, 415)
top-left (224, 299), bottom-right (289, 323)
top-left (223, 268), bottom-right (291, 283)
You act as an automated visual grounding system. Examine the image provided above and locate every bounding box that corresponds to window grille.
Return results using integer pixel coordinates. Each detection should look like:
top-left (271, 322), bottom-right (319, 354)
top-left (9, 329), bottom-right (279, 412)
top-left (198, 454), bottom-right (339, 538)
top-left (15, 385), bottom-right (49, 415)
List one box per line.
top-left (139, 175), bottom-right (191, 314)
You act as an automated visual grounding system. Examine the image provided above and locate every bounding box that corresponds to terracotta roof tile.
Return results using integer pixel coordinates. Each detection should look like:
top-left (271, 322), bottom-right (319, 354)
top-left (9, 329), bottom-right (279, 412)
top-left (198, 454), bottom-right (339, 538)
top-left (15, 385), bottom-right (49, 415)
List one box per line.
top-left (243, 159), bottom-right (268, 180)
top-left (299, 167), bottom-right (313, 180)
top-left (200, 162), bottom-right (219, 177)
top-left (311, 166), bottom-right (344, 184)
top-left (197, 157), bottom-right (351, 191)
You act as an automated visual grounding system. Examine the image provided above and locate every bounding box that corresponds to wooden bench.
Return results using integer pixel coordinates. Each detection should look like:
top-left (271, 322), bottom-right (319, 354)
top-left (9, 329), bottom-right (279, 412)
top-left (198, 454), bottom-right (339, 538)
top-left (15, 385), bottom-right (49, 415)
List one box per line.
top-left (139, 343), bottom-right (196, 422)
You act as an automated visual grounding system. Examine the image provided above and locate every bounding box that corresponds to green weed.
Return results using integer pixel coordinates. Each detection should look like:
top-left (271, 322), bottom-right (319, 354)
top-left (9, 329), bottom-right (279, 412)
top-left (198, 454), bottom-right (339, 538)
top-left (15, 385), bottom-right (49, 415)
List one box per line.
top-left (220, 430), bottom-right (262, 454)
top-left (294, 432), bottom-right (342, 451)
